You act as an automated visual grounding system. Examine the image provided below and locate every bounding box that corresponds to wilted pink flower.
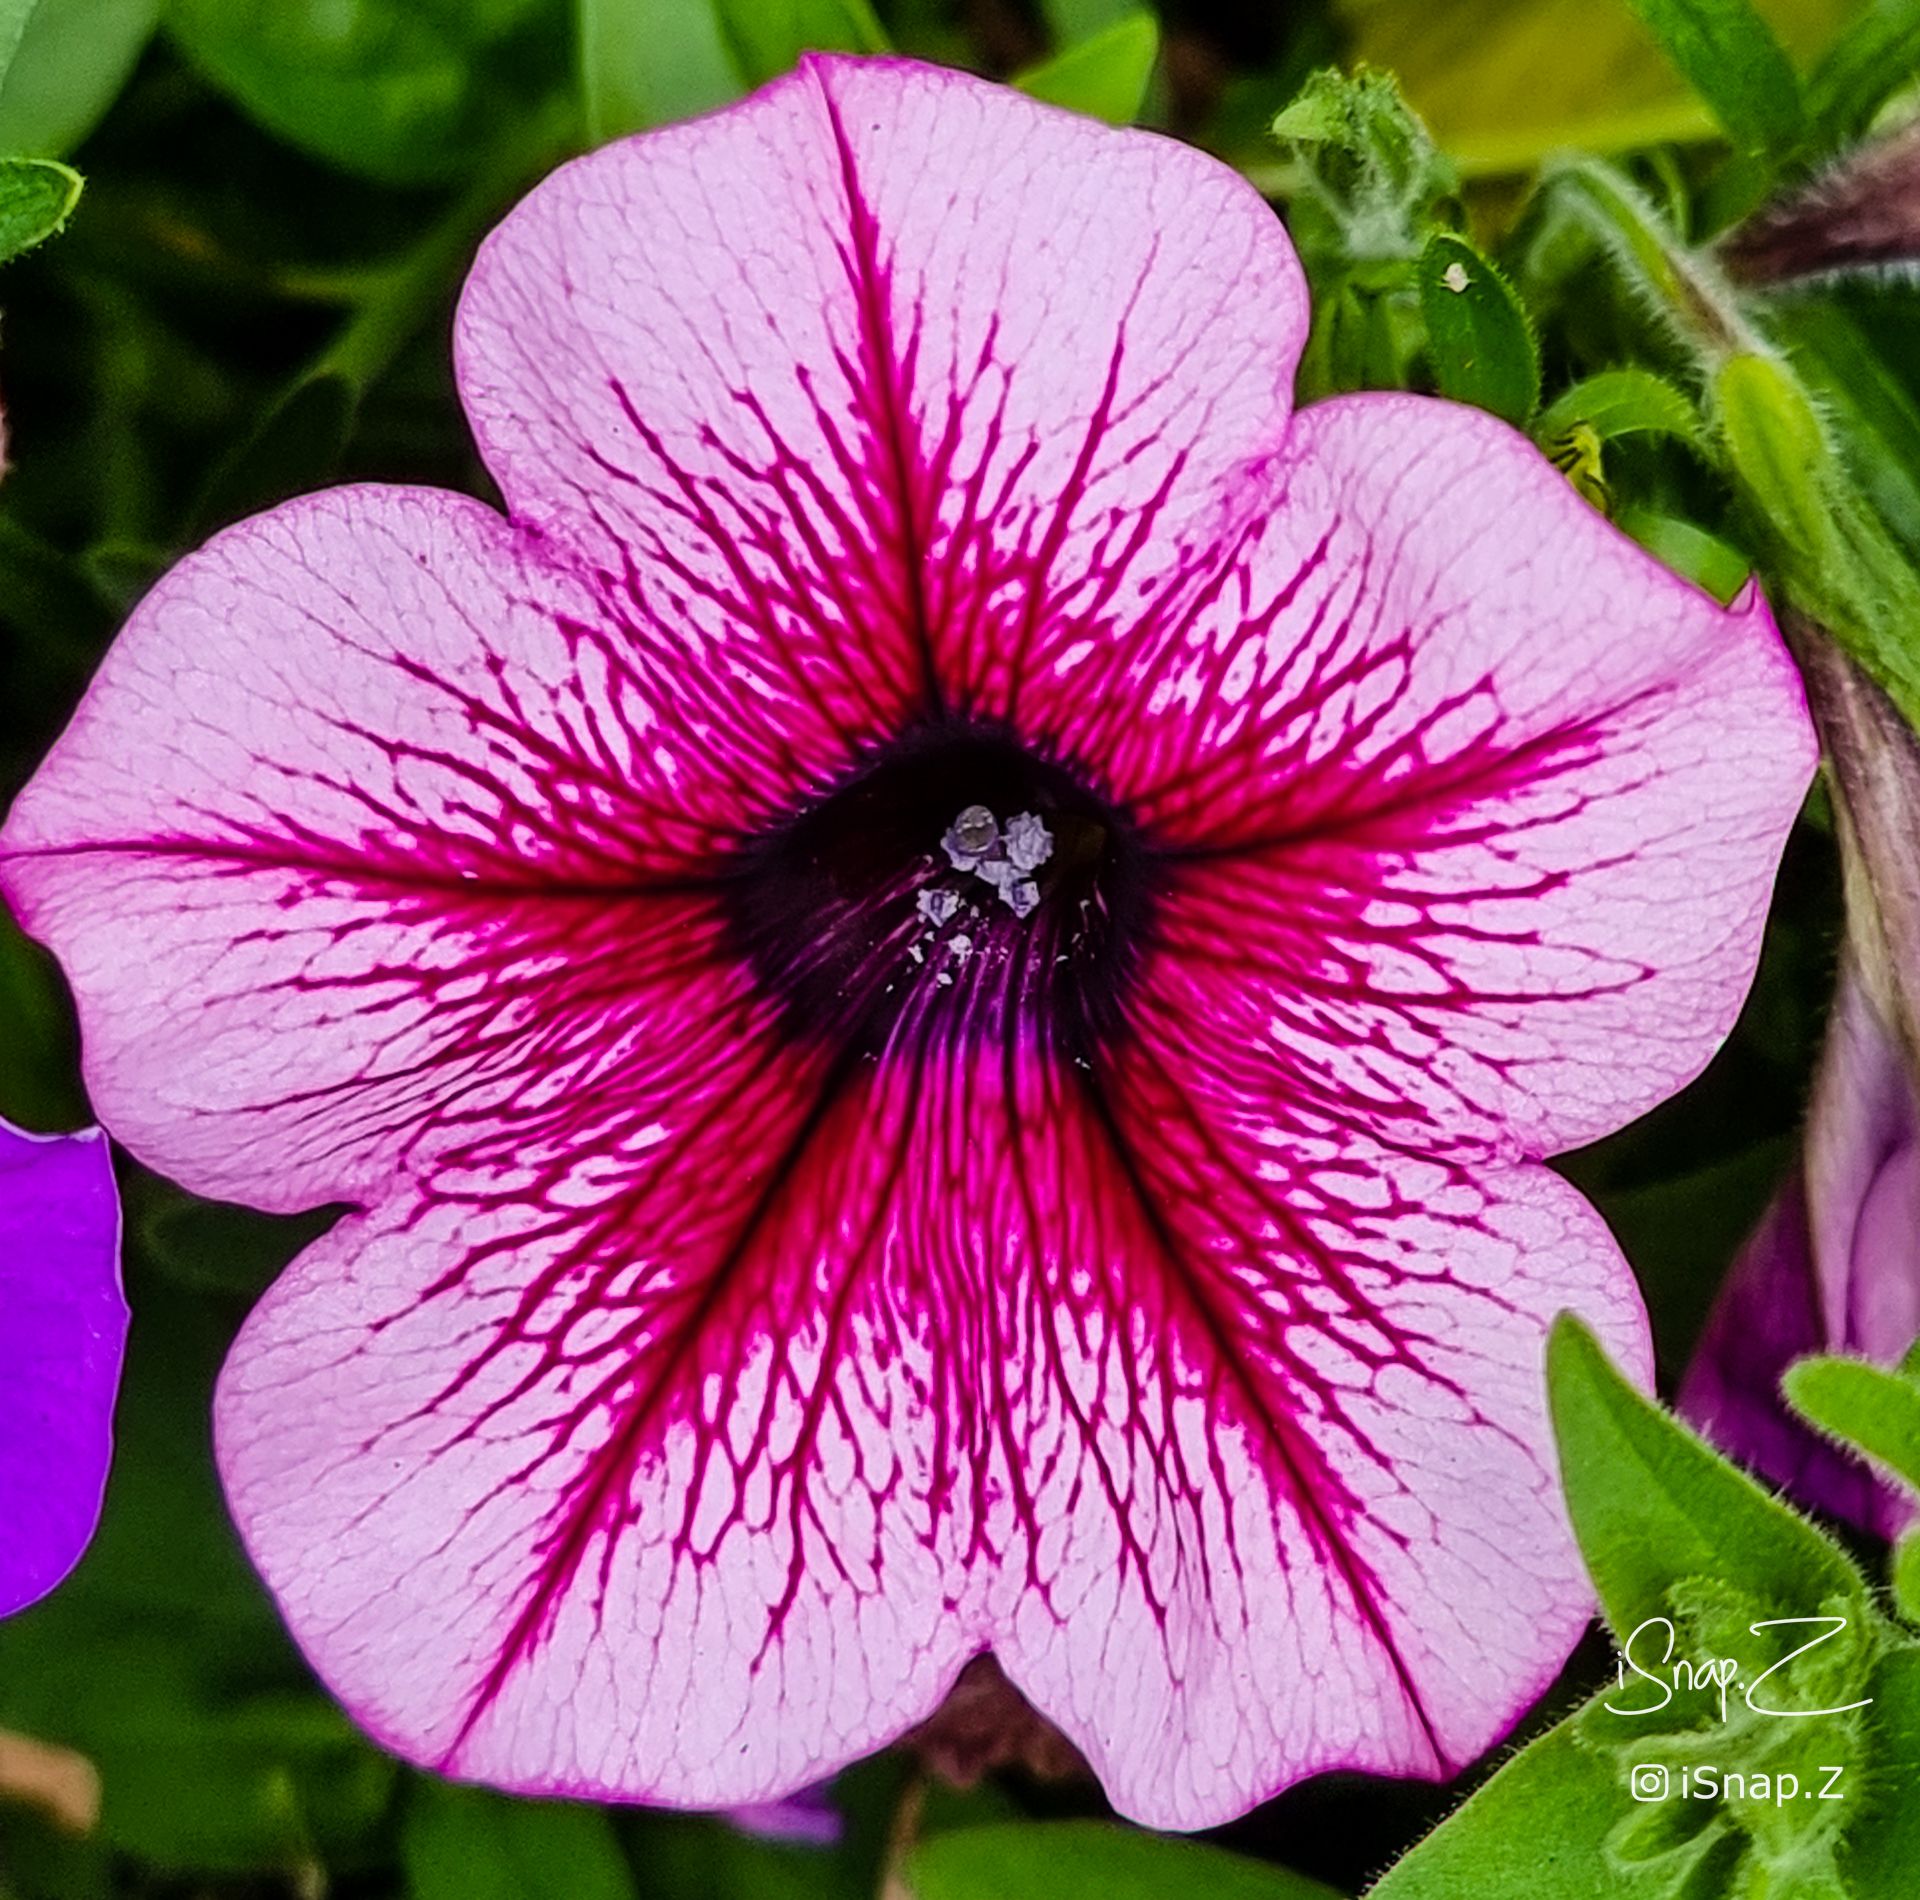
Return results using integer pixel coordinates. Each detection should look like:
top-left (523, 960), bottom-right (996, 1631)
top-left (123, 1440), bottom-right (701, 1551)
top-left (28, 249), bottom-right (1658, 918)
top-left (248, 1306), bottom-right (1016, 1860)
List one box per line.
top-left (0, 1115), bottom-right (125, 1617)
top-left (0, 59), bottom-right (1812, 1827)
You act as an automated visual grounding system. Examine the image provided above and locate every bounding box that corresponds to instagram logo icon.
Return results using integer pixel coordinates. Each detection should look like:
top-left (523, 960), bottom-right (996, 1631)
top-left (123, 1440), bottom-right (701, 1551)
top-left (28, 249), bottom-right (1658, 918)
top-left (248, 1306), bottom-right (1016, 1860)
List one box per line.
top-left (1629, 1765), bottom-right (1671, 1802)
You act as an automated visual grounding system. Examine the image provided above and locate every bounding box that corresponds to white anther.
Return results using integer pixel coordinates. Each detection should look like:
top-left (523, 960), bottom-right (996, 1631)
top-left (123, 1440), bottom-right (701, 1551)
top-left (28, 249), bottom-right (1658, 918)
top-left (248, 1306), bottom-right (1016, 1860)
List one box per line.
top-left (1003, 812), bottom-right (1053, 873)
top-left (943, 804), bottom-right (1000, 867)
top-left (916, 887), bottom-right (961, 925)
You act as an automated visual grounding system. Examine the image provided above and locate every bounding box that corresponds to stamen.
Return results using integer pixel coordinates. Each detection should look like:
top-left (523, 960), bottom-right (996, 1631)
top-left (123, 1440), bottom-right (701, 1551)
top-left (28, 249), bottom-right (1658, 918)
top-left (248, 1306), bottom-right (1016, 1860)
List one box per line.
top-left (943, 805), bottom-right (1000, 868)
top-left (724, 722), bottom-right (1152, 1057)
top-left (942, 806), bottom-right (1056, 914)
top-left (1004, 812), bottom-right (1053, 872)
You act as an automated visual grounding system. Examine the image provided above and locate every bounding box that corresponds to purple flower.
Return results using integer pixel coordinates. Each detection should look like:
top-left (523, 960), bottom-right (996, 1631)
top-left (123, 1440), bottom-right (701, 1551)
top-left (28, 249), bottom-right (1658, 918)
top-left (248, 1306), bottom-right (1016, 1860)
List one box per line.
top-left (0, 1115), bottom-right (125, 1617)
top-left (1683, 627), bottom-right (1920, 1536)
top-left (1682, 957), bottom-right (1920, 1538)
top-left (0, 59), bottom-right (1812, 1826)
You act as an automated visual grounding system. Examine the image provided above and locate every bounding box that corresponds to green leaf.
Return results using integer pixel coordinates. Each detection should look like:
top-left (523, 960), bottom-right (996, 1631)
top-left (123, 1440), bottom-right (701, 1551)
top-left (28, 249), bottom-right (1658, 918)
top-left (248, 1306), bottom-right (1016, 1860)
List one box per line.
top-left (1784, 1354), bottom-right (1920, 1496)
top-left (1893, 1533), bottom-right (1920, 1624)
top-left (1368, 1712), bottom-right (1639, 1900)
top-left (1013, 12), bottom-right (1158, 125)
top-left (1536, 367), bottom-right (1702, 449)
top-left (906, 1822), bottom-right (1344, 1900)
top-left (1041, 0), bottom-right (1135, 39)
top-left (1416, 232), bottom-right (1539, 425)
top-left (0, 0), bottom-right (158, 156)
top-left (712, 0), bottom-right (888, 89)
top-left (1804, 0), bottom-right (1920, 150)
top-left (0, 0), bottom-right (36, 90)
top-left (0, 154), bottom-right (78, 264)
top-left (1547, 1316), bottom-right (1870, 1644)
top-left (167, 0), bottom-right (558, 184)
top-left (1785, 300), bottom-right (1920, 567)
top-left (402, 1780), bottom-right (638, 1900)
top-left (1615, 0), bottom-right (1805, 153)
top-left (576, 0), bottom-right (740, 141)
top-left (1715, 349), bottom-right (1920, 737)
top-left (1841, 1641), bottom-right (1920, 1895)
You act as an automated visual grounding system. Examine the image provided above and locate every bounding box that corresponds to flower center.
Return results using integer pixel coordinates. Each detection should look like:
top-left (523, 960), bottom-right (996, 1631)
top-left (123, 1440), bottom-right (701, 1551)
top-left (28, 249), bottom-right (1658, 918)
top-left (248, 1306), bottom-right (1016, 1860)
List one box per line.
top-left (722, 722), bottom-right (1154, 1060)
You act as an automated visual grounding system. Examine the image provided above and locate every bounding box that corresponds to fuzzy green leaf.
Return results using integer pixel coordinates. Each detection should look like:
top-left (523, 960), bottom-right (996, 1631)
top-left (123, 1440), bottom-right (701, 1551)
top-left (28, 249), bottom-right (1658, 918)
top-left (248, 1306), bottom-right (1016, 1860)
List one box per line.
top-left (1840, 1642), bottom-right (1920, 1895)
top-left (1417, 231), bottom-right (1538, 424)
top-left (1537, 367), bottom-right (1702, 448)
top-left (1368, 1714), bottom-right (1638, 1900)
top-left (1784, 1354), bottom-right (1920, 1497)
top-left (1547, 1316), bottom-right (1870, 1644)
top-left (0, 153), bottom-right (79, 263)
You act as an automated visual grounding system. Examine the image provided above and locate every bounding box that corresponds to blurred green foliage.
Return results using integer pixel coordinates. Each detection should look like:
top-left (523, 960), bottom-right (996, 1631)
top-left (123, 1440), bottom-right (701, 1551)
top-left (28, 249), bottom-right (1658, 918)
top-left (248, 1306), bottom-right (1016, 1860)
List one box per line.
top-left (5, 0), bottom-right (1920, 1896)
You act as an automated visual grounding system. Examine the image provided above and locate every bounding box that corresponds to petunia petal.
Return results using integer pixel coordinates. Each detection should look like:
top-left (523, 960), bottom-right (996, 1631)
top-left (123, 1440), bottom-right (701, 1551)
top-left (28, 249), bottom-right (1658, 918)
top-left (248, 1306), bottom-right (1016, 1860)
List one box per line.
top-left (454, 56), bottom-right (1306, 744)
top-left (0, 1117), bottom-right (125, 1617)
top-left (979, 1027), bottom-right (1649, 1827)
top-left (216, 1001), bottom-right (1643, 1829)
top-left (1085, 394), bottom-right (1813, 1160)
top-left (213, 1045), bottom-right (978, 1810)
top-left (0, 486), bottom-right (756, 1211)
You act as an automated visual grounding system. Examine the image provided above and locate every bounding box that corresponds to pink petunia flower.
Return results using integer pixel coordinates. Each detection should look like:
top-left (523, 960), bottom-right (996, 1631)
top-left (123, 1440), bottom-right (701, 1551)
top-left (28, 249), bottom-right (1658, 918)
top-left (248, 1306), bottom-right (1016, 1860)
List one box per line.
top-left (0, 1114), bottom-right (125, 1618)
top-left (0, 58), bottom-right (1813, 1827)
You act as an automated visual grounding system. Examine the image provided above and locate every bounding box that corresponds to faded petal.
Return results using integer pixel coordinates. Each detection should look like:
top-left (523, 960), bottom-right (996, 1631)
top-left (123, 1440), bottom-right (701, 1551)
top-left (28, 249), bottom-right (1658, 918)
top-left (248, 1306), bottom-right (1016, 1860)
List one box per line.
top-left (0, 1118), bottom-right (125, 1617)
top-left (455, 56), bottom-right (1306, 749)
top-left (1722, 120), bottom-right (1920, 286)
top-left (1085, 395), bottom-right (1813, 1160)
top-left (0, 486), bottom-right (765, 1212)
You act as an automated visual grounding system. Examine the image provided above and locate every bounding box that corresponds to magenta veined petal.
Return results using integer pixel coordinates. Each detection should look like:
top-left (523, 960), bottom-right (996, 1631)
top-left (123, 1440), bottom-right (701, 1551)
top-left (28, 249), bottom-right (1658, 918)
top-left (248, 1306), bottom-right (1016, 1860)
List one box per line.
top-left (0, 55), bottom-right (1816, 1828)
top-left (0, 1116), bottom-right (126, 1618)
top-left (453, 55), bottom-right (1308, 743)
top-left (210, 1041), bottom-right (1648, 1828)
top-left (1085, 395), bottom-right (1816, 1162)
